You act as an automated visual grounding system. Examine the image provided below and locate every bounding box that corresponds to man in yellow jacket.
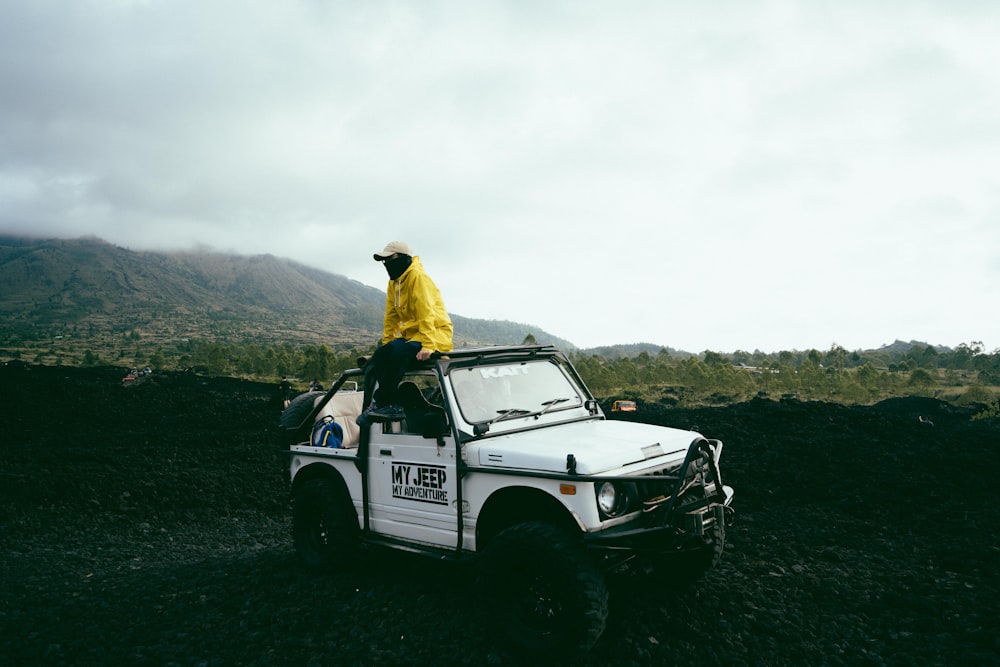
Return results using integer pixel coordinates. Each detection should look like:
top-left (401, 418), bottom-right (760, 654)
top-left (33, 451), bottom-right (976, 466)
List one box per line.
top-left (358, 241), bottom-right (454, 424)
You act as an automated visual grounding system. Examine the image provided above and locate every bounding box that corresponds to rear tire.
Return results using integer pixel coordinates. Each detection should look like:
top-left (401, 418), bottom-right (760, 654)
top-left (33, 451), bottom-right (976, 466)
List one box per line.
top-left (292, 477), bottom-right (358, 571)
top-left (477, 521), bottom-right (609, 655)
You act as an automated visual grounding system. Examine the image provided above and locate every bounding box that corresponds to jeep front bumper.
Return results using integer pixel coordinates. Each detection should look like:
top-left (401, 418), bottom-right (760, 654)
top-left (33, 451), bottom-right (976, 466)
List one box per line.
top-left (584, 485), bottom-right (735, 554)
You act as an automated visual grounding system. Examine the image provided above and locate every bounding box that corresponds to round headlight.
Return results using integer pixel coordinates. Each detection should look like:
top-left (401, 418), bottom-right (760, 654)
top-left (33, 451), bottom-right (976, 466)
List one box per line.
top-left (597, 482), bottom-right (621, 517)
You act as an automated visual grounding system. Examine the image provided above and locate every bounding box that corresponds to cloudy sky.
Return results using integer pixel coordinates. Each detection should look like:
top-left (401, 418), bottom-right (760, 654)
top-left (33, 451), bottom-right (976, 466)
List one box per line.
top-left (2, 1), bottom-right (998, 353)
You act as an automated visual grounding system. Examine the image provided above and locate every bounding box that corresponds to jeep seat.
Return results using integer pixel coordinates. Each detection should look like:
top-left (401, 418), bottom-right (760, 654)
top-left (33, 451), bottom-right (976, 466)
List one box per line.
top-left (397, 381), bottom-right (446, 436)
top-left (316, 391), bottom-right (364, 448)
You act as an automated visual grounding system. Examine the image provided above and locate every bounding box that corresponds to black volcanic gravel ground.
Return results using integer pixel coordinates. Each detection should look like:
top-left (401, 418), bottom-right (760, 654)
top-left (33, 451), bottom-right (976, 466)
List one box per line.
top-left (1, 363), bottom-right (998, 666)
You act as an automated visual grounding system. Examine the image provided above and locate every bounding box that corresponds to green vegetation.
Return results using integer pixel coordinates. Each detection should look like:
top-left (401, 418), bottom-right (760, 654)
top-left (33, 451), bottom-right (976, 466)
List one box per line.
top-left (569, 342), bottom-right (1000, 408)
top-left (973, 400), bottom-right (1000, 422)
top-left (5, 331), bottom-right (998, 410)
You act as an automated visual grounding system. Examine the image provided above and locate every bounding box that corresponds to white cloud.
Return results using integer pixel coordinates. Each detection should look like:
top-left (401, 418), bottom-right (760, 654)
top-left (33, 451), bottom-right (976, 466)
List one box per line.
top-left (1, 0), bottom-right (998, 352)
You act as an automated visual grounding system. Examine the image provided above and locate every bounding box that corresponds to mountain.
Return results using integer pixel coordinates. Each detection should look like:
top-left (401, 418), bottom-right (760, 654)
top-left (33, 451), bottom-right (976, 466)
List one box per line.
top-left (0, 235), bottom-right (573, 362)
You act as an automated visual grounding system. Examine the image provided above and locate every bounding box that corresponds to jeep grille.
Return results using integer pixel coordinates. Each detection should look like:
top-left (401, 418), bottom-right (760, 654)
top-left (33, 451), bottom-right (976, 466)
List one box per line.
top-left (634, 441), bottom-right (721, 519)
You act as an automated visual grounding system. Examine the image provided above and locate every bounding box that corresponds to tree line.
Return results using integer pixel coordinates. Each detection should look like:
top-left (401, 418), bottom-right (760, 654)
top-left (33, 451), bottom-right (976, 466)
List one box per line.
top-left (569, 342), bottom-right (999, 408)
top-left (69, 338), bottom-right (999, 414)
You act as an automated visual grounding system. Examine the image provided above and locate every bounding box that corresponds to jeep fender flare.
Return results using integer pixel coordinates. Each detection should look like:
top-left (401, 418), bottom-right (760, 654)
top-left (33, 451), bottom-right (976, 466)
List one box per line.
top-left (475, 485), bottom-right (585, 550)
top-left (290, 460), bottom-right (350, 497)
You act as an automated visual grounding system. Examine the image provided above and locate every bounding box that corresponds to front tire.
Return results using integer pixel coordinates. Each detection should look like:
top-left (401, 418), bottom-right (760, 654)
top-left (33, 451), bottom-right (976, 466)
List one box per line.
top-left (292, 477), bottom-right (358, 571)
top-left (477, 521), bottom-right (609, 655)
top-left (673, 516), bottom-right (726, 582)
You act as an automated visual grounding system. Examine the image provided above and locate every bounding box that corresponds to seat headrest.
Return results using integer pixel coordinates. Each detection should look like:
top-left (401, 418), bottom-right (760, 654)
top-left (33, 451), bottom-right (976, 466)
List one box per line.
top-left (397, 381), bottom-right (423, 406)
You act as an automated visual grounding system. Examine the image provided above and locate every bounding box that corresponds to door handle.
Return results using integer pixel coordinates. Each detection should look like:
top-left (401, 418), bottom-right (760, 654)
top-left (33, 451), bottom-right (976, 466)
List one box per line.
top-left (380, 448), bottom-right (392, 456)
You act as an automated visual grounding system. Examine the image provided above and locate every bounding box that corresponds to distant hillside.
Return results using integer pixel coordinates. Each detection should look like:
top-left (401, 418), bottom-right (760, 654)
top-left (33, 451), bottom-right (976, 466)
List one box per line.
top-left (0, 236), bottom-right (573, 362)
top-left (875, 339), bottom-right (954, 355)
top-left (579, 342), bottom-right (690, 360)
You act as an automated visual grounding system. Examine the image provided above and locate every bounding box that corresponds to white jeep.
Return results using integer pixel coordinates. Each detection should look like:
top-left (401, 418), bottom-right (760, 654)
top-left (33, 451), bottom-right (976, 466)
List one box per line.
top-left (279, 345), bottom-right (734, 654)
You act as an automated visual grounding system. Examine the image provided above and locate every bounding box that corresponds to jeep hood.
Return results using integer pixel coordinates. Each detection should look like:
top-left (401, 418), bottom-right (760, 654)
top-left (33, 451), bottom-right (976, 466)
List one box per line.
top-left (473, 419), bottom-right (702, 475)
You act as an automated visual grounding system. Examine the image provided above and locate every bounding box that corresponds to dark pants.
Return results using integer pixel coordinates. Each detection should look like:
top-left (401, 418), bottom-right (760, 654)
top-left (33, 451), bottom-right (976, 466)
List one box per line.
top-left (370, 339), bottom-right (422, 407)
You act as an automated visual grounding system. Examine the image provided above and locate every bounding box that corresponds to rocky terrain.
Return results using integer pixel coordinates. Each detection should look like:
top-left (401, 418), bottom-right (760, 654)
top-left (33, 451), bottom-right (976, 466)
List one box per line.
top-left (1, 363), bottom-right (997, 666)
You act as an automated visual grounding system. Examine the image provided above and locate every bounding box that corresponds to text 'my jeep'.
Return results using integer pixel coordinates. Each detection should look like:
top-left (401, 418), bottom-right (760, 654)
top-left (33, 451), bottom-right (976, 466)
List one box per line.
top-left (279, 345), bottom-right (735, 654)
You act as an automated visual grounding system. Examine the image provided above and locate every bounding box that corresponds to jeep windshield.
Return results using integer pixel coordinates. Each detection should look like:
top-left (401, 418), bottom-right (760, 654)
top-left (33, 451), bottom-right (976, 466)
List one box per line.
top-left (448, 360), bottom-right (584, 431)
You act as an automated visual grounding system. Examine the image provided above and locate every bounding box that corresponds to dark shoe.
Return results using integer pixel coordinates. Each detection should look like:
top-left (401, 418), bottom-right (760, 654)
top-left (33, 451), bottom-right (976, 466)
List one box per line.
top-left (356, 403), bottom-right (378, 427)
top-left (367, 404), bottom-right (405, 422)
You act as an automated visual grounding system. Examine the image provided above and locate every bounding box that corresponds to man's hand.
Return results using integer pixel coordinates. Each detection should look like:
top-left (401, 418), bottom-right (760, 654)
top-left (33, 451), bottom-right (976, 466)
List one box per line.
top-left (416, 349), bottom-right (432, 361)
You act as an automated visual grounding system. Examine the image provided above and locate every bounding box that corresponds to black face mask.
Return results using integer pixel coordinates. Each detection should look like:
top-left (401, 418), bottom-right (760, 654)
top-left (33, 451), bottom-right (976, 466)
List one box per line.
top-left (384, 254), bottom-right (412, 280)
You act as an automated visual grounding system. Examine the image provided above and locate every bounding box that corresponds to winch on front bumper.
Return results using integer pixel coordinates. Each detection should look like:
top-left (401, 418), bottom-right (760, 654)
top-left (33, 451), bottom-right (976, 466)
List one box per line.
top-left (584, 438), bottom-right (735, 554)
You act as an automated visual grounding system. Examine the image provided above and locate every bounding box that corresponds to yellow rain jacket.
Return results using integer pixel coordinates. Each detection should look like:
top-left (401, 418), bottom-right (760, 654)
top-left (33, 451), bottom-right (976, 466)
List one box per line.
top-left (382, 256), bottom-right (454, 353)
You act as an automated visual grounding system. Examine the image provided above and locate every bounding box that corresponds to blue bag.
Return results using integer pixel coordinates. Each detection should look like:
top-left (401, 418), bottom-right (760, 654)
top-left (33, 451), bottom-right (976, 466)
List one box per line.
top-left (311, 417), bottom-right (344, 448)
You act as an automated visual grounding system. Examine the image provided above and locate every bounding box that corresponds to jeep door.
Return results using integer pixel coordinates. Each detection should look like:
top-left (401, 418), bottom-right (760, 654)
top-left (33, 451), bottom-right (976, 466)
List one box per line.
top-left (366, 401), bottom-right (459, 548)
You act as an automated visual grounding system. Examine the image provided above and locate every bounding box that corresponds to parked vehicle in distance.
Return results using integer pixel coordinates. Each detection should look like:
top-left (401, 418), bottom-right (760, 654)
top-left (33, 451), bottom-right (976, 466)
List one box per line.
top-left (611, 399), bottom-right (637, 412)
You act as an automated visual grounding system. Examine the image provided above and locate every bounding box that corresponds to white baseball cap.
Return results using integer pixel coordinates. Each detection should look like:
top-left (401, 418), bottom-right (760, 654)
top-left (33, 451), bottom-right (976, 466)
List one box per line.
top-left (373, 241), bottom-right (412, 261)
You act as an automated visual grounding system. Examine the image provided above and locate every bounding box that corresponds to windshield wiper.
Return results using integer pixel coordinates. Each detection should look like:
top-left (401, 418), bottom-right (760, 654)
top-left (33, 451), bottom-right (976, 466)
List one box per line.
top-left (489, 408), bottom-right (532, 424)
top-left (537, 397), bottom-right (571, 416)
top-left (472, 408), bottom-right (531, 436)
top-left (472, 399), bottom-right (573, 436)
